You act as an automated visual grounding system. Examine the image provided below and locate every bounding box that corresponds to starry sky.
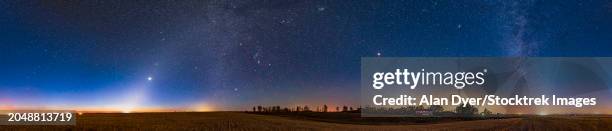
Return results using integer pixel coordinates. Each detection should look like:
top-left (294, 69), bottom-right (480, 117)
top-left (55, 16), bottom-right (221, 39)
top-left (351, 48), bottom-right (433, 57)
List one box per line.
top-left (0, 0), bottom-right (611, 111)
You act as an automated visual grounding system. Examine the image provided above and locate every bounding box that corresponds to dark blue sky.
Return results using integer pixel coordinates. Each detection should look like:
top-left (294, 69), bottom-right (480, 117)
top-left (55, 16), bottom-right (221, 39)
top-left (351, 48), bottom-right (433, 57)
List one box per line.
top-left (0, 0), bottom-right (611, 111)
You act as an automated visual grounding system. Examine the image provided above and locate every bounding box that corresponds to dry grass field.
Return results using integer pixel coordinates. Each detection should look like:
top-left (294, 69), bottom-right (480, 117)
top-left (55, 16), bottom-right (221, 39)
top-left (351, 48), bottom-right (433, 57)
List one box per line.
top-left (0, 112), bottom-right (610, 131)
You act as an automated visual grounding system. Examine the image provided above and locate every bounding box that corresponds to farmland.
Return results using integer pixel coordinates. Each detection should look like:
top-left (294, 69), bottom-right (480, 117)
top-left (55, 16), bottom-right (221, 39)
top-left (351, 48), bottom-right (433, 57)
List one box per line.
top-left (0, 112), bottom-right (610, 130)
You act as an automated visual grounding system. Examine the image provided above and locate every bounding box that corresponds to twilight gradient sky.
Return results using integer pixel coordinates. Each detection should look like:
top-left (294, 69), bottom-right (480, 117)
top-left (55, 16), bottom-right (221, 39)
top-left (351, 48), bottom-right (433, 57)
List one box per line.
top-left (0, 0), bottom-right (611, 111)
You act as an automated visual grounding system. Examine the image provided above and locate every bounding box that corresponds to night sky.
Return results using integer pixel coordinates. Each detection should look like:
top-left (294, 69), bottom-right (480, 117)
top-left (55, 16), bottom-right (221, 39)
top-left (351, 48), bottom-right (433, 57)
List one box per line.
top-left (1, 0), bottom-right (611, 111)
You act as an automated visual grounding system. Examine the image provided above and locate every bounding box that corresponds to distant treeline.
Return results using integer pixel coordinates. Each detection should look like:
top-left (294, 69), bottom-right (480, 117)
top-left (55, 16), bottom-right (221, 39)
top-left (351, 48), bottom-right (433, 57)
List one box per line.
top-left (251, 104), bottom-right (500, 117)
top-left (251, 105), bottom-right (360, 113)
top-left (362, 104), bottom-right (496, 117)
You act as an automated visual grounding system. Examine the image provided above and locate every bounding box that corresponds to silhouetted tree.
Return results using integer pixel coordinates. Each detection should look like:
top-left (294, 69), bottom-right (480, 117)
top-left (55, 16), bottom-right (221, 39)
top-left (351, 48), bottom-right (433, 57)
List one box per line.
top-left (323, 105), bottom-right (328, 112)
top-left (416, 105), bottom-right (425, 110)
top-left (253, 106), bottom-right (256, 112)
top-left (481, 108), bottom-right (492, 116)
top-left (342, 106), bottom-right (348, 112)
top-left (455, 104), bottom-right (478, 117)
top-left (429, 105), bottom-right (444, 113)
top-left (336, 106), bottom-right (339, 112)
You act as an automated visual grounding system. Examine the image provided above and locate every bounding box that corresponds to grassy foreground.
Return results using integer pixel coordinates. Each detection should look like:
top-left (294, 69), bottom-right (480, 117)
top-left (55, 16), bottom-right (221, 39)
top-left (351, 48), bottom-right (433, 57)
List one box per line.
top-left (0, 112), bottom-right (610, 130)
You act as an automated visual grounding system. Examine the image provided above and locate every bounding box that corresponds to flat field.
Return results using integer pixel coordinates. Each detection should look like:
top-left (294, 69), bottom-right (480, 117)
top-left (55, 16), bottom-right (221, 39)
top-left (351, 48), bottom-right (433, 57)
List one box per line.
top-left (0, 112), bottom-right (610, 130)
